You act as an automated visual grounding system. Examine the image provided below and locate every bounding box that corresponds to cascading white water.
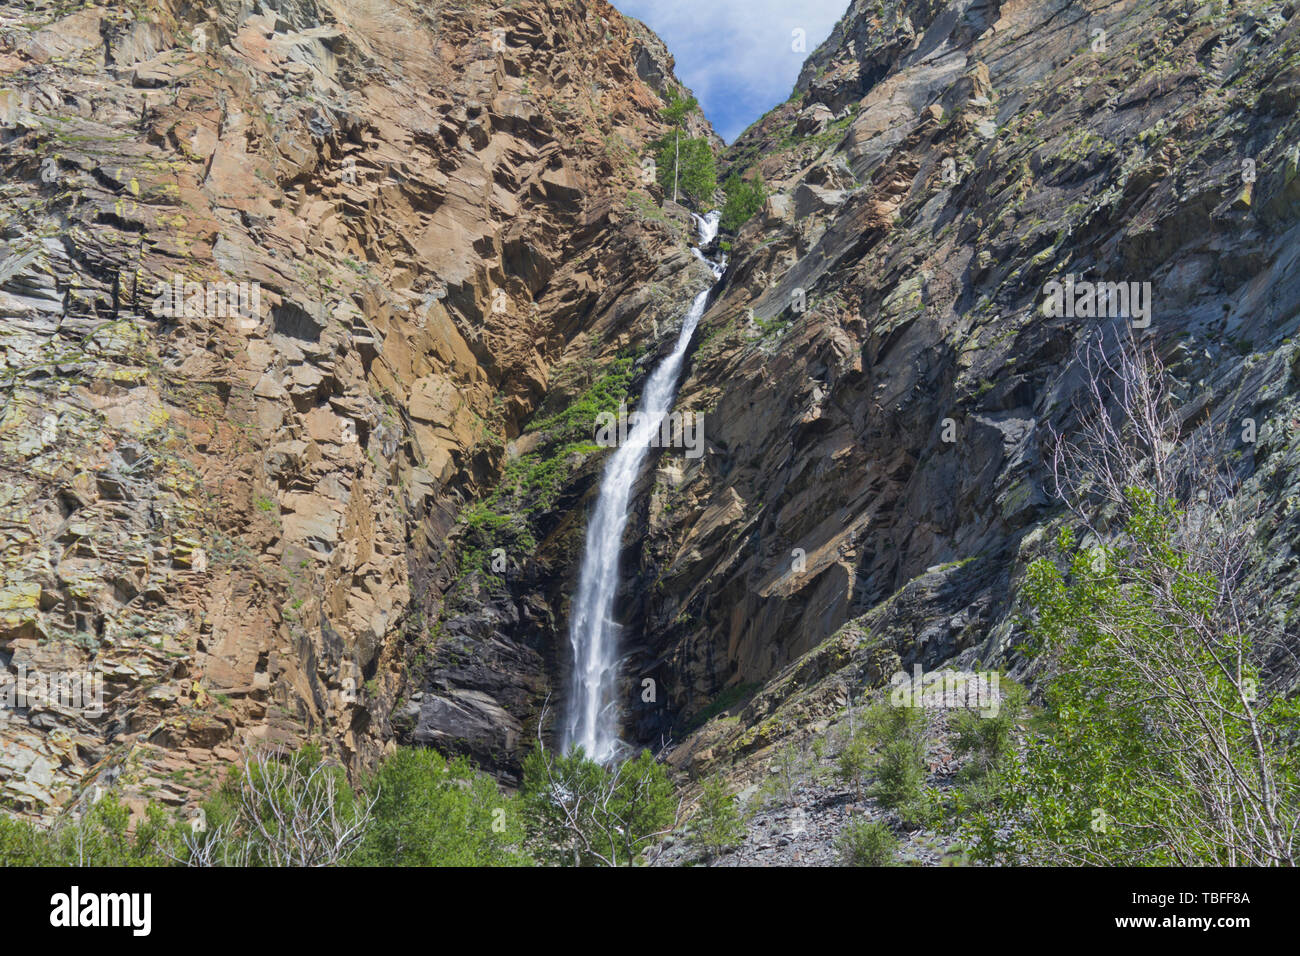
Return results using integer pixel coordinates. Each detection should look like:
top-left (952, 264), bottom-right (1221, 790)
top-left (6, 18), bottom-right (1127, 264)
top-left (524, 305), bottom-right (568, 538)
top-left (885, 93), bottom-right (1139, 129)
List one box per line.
top-left (691, 209), bottom-right (720, 247)
top-left (562, 211), bottom-right (724, 763)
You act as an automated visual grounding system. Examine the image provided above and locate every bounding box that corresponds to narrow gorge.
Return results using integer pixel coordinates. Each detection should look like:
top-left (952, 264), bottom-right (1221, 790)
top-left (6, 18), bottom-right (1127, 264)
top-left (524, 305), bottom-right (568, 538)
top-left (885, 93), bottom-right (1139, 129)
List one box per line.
top-left (1, 0), bottom-right (1299, 873)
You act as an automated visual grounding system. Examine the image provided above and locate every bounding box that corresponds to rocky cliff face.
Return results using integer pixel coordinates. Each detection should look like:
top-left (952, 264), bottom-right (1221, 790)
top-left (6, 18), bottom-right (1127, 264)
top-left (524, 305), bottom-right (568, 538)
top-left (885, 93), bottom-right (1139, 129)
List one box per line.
top-left (4, 0), bottom-right (1300, 821)
top-left (0, 0), bottom-right (713, 815)
top-left (645, 0), bottom-right (1300, 784)
top-left (409, 0), bottom-right (1300, 792)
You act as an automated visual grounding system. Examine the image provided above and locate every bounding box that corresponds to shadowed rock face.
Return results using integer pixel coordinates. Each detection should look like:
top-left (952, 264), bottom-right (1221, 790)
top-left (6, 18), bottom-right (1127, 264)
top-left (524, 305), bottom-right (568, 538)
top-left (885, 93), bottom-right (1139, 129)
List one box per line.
top-left (641, 0), bottom-right (1300, 780)
top-left (3, 0), bottom-right (1300, 816)
top-left (0, 0), bottom-right (713, 814)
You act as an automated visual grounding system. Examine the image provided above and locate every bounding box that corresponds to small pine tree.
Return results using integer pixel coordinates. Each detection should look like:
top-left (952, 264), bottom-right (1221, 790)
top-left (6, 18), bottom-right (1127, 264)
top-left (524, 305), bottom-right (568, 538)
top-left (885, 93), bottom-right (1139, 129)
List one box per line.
top-left (873, 738), bottom-right (926, 809)
top-left (690, 775), bottom-right (745, 860)
top-left (836, 819), bottom-right (898, 866)
top-left (835, 732), bottom-right (873, 801)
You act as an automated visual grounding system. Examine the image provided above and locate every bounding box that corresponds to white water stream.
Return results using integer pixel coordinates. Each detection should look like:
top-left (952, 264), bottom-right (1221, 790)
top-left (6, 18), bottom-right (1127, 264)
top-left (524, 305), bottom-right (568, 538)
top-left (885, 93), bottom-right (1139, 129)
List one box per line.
top-left (561, 211), bottom-right (724, 762)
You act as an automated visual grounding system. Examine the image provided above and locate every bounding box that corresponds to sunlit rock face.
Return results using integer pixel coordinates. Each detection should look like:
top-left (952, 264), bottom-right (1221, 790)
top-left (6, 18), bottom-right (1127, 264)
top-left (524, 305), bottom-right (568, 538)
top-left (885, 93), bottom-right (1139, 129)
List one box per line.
top-left (0, 0), bottom-right (713, 813)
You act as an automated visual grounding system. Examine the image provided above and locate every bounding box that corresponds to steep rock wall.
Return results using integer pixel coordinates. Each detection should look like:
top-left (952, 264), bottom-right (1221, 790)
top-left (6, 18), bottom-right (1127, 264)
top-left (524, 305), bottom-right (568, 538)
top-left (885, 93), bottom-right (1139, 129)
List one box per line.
top-left (642, 0), bottom-right (1300, 777)
top-left (0, 0), bottom-right (711, 815)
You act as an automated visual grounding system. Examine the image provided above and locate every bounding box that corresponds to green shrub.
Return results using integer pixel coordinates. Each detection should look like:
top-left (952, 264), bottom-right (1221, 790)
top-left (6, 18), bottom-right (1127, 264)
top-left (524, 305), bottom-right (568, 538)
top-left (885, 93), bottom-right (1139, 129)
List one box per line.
top-left (0, 795), bottom-right (181, 867)
top-left (860, 703), bottom-right (929, 809)
top-left (836, 819), bottom-right (898, 866)
top-left (690, 775), bottom-right (745, 860)
top-left (355, 748), bottom-right (529, 866)
top-left (0, 813), bottom-right (47, 866)
top-left (897, 786), bottom-right (950, 830)
top-left (1, 745), bottom-right (534, 868)
top-left (522, 747), bottom-right (676, 866)
top-left (835, 702), bottom-right (930, 809)
top-left (950, 680), bottom-right (1025, 779)
top-left (948, 680), bottom-right (1026, 817)
top-left (719, 171), bottom-right (766, 231)
top-left (525, 354), bottom-right (636, 445)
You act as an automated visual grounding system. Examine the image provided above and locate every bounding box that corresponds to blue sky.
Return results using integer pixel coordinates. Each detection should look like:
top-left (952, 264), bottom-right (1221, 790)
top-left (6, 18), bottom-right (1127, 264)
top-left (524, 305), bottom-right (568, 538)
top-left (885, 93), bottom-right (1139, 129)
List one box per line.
top-left (613, 0), bottom-right (849, 143)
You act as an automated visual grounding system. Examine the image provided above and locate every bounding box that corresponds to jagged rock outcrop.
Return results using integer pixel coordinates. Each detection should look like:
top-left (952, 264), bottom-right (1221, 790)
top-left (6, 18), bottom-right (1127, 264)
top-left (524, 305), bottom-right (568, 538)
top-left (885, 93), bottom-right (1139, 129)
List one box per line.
top-left (0, 0), bottom-right (712, 815)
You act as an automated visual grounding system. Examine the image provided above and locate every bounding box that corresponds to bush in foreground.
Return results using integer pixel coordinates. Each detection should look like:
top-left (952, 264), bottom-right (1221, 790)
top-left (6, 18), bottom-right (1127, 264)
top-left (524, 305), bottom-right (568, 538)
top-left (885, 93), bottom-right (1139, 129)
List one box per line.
top-left (836, 819), bottom-right (898, 866)
top-left (355, 748), bottom-right (528, 866)
top-left (720, 172), bottom-right (766, 231)
top-left (522, 746), bottom-right (679, 866)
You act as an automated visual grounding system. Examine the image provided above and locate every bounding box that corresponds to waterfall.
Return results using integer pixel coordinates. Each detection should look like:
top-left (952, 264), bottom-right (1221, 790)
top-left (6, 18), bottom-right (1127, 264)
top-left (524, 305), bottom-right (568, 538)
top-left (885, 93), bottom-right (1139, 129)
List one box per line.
top-left (691, 209), bottom-right (720, 247)
top-left (562, 212), bottom-right (724, 763)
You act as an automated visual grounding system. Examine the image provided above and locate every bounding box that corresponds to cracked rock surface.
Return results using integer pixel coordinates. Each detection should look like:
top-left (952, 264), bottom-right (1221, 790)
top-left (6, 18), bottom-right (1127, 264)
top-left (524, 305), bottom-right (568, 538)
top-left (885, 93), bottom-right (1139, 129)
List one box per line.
top-left (0, 0), bottom-right (710, 816)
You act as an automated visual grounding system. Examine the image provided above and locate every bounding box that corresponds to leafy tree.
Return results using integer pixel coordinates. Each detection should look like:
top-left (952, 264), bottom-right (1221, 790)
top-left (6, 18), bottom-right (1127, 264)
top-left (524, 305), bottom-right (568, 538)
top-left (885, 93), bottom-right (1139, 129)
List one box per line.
top-left (0, 794), bottom-right (182, 867)
top-left (650, 87), bottom-right (716, 207)
top-left (354, 748), bottom-right (529, 866)
top-left (966, 335), bottom-right (1300, 866)
top-left (720, 171), bottom-right (766, 231)
top-left (836, 818), bottom-right (898, 866)
top-left (689, 775), bottom-right (745, 860)
top-left (522, 746), bottom-right (679, 866)
top-left (968, 497), bottom-right (1300, 865)
top-left (653, 134), bottom-right (716, 207)
top-left (659, 88), bottom-right (698, 127)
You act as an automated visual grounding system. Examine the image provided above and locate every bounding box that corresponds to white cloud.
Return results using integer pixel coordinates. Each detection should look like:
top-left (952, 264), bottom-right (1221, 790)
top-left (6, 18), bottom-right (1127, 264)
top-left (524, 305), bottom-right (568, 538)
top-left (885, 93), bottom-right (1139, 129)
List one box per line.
top-left (613, 0), bottom-right (849, 143)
